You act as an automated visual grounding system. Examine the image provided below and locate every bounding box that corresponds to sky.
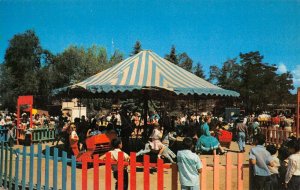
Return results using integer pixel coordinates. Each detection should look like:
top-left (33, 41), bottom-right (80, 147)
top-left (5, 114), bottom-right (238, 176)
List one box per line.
top-left (1, 0), bottom-right (300, 92)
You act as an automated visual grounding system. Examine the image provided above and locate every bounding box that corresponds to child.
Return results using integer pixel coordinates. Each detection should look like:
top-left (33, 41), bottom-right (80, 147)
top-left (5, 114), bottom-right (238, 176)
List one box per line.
top-left (266, 144), bottom-right (280, 190)
top-left (100, 138), bottom-right (129, 190)
top-left (249, 134), bottom-right (275, 190)
top-left (136, 140), bottom-right (176, 163)
top-left (177, 137), bottom-right (202, 189)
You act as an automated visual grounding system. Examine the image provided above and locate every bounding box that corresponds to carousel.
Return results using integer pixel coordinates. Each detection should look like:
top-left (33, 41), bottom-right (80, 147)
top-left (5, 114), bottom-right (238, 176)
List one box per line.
top-left (52, 50), bottom-right (240, 160)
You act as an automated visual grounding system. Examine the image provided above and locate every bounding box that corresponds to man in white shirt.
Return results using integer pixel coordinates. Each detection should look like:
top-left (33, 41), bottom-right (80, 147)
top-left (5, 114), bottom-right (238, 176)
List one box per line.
top-left (285, 138), bottom-right (300, 190)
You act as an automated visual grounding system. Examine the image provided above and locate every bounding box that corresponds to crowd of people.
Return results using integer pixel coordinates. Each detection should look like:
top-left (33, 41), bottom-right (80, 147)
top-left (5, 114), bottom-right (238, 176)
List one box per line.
top-left (249, 134), bottom-right (300, 190)
top-left (1, 109), bottom-right (299, 190)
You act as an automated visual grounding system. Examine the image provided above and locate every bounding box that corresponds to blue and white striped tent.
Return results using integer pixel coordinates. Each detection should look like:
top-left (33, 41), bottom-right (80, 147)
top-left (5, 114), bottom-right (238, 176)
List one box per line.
top-left (53, 50), bottom-right (239, 97)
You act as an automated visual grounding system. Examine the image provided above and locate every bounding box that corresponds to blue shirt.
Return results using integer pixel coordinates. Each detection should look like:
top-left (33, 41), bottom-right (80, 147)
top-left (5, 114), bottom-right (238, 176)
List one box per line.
top-left (177, 150), bottom-right (202, 186)
top-left (249, 145), bottom-right (273, 176)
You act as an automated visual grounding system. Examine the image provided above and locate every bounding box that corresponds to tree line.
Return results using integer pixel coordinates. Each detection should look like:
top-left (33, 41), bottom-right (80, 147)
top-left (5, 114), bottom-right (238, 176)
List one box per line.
top-left (0, 30), bottom-right (295, 112)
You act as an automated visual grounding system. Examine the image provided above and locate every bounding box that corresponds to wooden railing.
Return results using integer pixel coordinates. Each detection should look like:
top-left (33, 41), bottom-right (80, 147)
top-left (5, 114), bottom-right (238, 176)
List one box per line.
top-left (0, 142), bottom-right (248, 190)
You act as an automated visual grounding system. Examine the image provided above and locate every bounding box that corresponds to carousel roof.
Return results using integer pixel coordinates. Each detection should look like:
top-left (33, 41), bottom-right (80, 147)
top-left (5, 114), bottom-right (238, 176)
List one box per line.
top-left (53, 50), bottom-right (239, 97)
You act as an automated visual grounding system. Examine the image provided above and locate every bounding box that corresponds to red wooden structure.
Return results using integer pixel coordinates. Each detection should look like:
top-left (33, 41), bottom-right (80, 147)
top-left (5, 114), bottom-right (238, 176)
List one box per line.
top-left (81, 152), bottom-right (169, 190)
top-left (16, 95), bottom-right (33, 144)
top-left (79, 152), bottom-right (246, 190)
top-left (297, 88), bottom-right (300, 138)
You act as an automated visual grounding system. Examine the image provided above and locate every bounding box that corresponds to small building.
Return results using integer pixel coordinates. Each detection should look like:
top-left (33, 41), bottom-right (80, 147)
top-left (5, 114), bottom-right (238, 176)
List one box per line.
top-left (62, 99), bottom-right (87, 122)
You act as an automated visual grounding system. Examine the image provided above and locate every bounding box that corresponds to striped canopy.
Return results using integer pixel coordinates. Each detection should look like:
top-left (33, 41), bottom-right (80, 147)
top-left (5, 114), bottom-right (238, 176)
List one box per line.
top-left (53, 50), bottom-right (239, 97)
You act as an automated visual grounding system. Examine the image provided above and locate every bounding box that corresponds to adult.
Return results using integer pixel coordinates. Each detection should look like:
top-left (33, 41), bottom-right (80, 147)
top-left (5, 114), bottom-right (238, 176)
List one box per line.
top-left (285, 138), bottom-right (300, 189)
top-left (177, 137), bottom-right (202, 190)
top-left (236, 117), bottom-right (248, 152)
top-left (284, 115), bottom-right (294, 139)
top-left (0, 115), bottom-right (5, 126)
top-left (7, 124), bottom-right (15, 147)
top-left (196, 115), bottom-right (226, 155)
top-left (266, 144), bottom-right (280, 190)
top-left (271, 113), bottom-right (280, 140)
top-left (249, 134), bottom-right (275, 190)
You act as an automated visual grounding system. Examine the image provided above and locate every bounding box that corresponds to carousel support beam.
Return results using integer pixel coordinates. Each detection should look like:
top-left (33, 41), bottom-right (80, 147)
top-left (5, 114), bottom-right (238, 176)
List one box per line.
top-left (143, 93), bottom-right (149, 129)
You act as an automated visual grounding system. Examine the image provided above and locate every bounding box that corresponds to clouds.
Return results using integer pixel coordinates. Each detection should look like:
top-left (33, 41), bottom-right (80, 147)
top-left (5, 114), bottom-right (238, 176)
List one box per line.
top-left (277, 63), bottom-right (287, 74)
top-left (292, 65), bottom-right (300, 88)
top-left (277, 62), bottom-right (300, 93)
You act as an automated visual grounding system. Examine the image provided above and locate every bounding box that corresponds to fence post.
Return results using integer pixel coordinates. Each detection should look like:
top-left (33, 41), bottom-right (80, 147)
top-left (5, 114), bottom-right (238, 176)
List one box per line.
top-left (143, 155), bottom-right (150, 190)
top-left (4, 144), bottom-right (8, 189)
top-left (37, 144), bottom-right (42, 190)
top-left (105, 152), bottom-right (112, 190)
top-left (157, 158), bottom-right (164, 190)
top-left (171, 163), bottom-right (178, 190)
top-left (21, 146), bottom-right (26, 190)
top-left (201, 158), bottom-right (207, 190)
top-left (226, 153), bottom-right (232, 190)
top-left (249, 160), bottom-right (253, 190)
top-left (117, 151), bottom-right (124, 190)
top-left (130, 152), bottom-right (136, 190)
top-left (29, 145), bottom-right (34, 190)
top-left (15, 149), bottom-right (20, 190)
top-left (53, 147), bottom-right (58, 190)
top-left (45, 146), bottom-right (50, 190)
top-left (275, 129), bottom-right (278, 146)
top-left (237, 153), bottom-right (244, 190)
top-left (213, 155), bottom-right (220, 190)
top-left (71, 156), bottom-right (76, 190)
top-left (8, 147), bottom-right (13, 190)
top-left (82, 155), bottom-right (88, 190)
top-left (62, 151), bottom-right (67, 190)
top-left (0, 142), bottom-right (3, 187)
top-left (93, 154), bottom-right (99, 190)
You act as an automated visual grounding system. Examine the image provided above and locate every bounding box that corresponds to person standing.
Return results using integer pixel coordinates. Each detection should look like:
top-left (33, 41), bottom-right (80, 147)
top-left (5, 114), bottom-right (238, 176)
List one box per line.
top-left (236, 117), bottom-right (248, 152)
top-left (177, 137), bottom-right (202, 190)
top-left (266, 144), bottom-right (280, 190)
top-left (284, 138), bottom-right (300, 190)
top-left (283, 115), bottom-right (294, 139)
top-left (69, 123), bottom-right (79, 155)
top-left (6, 124), bottom-right (15, 147)
top-left (249, 134), bottom-right (275, 190)
top-left (100, 138), bottom-right (129, 190)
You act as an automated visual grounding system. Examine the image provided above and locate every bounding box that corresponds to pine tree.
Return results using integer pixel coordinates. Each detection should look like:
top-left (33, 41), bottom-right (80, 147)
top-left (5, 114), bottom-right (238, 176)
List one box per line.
top-left (131, 41), bottom-right (142, 55)
top-left (165, 45), bottom-right (178, 65)
top-left (193, 63), bottom-right (205, 78)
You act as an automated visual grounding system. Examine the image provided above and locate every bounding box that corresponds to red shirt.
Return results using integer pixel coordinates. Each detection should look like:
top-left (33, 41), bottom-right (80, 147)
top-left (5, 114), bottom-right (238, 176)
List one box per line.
top-left (271, 116), bottom-right (280, 125)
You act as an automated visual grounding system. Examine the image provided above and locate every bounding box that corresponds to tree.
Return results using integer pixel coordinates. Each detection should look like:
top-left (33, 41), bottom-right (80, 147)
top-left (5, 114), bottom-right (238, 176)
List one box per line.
top-left (193, 63), bottom-right (205, 78)
top-left (48, 45), bottom-right (109, 89)
top-left (109, 49), bottom-right (124, 66)
top-left (274, 72), bottom-right (294, 104)
top-left (131, 41), bottom-right (142, 55)
top-left (165, 45), bottom-right (178, 65)
top-left (0, 30), bottom-right (46, 110)
top-left (178, 52), bottom-right (193, 72)
top-left (209, 51), bottom-right (294, 113)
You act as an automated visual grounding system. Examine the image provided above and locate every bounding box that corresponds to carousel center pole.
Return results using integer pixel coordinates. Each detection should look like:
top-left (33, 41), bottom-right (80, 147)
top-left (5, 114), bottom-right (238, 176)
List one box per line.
top-left (143, 92), bottom-right (148, 129)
